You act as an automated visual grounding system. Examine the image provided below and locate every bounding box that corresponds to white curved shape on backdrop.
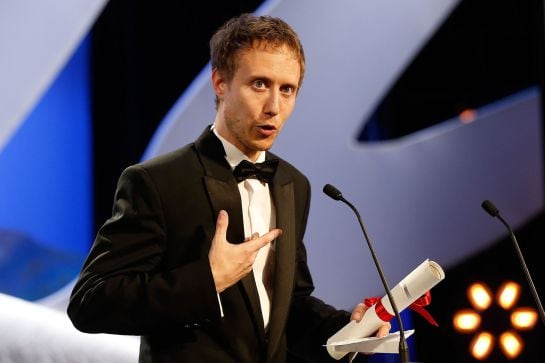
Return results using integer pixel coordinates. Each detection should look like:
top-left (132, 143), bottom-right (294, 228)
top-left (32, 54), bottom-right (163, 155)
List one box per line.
top-left (0, 293), bottom-right (138, 363)
top-left (143, 0), bottom-right (544, 310)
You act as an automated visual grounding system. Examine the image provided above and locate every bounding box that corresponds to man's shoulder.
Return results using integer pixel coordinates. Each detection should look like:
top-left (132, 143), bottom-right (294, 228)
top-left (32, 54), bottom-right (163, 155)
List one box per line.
top-left (117, 143), bottom-right (200, 183)
top-left (137, 143), bottom-right (197, 170)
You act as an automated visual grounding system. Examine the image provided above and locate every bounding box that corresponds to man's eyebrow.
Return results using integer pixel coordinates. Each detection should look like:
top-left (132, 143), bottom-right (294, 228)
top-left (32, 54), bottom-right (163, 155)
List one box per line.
top-left (250, 75), bottom-right (272, 82)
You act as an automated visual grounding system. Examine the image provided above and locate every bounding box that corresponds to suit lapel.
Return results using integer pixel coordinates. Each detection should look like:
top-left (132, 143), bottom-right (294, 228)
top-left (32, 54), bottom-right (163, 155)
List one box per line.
top-left (267, 160), bottom-right (296, 355)
top-left (195, 127), bottom-right (267, 342)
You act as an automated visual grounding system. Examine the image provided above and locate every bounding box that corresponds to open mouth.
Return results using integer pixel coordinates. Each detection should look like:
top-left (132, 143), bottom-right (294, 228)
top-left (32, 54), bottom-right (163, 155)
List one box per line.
top-left (256, 124), bottom-right (277, 136)
top-left (259, 125), bottom-right (276, 131)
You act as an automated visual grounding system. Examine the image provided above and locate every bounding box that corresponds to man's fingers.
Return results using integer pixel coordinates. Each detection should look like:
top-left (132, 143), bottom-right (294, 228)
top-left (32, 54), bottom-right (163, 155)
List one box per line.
top-left (350, 302), bottom-right (390, 337)
top-left (351, 303), bottom-right (367, 322)
top-left (245, 228), bottom-right (282, 250)
top-left (376, 322), bottom-right (391, 338)
top-left (214, 210), bottom-right (229, 239)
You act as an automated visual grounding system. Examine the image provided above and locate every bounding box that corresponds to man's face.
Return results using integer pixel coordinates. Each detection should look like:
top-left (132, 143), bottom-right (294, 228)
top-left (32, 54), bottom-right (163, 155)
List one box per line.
top-left (213, 43), bottom-right (301, 161)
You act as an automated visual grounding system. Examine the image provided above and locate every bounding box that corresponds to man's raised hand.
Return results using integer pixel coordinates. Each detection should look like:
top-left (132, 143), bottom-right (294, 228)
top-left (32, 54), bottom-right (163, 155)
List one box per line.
top-left (209, 210), bottom-right (282, 292)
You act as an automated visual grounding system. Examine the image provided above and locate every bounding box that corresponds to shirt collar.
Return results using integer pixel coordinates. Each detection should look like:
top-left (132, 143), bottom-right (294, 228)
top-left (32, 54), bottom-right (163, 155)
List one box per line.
top-left (211, 124), bottom-right (266, 169)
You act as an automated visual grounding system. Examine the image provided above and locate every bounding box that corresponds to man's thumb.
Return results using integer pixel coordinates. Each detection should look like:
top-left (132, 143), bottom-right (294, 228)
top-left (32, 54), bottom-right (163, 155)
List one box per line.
top-left (215, 210), bottom-right (229, 238)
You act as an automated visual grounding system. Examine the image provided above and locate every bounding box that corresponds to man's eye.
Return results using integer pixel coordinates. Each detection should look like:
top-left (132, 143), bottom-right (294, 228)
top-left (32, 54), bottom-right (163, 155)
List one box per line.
top-left (281, 86), bottom-right (295, 94)
top-left (253, 80), bottom-right (266, 88)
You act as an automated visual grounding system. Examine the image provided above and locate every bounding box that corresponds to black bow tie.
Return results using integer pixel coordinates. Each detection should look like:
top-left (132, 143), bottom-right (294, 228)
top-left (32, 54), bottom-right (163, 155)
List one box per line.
top-left (233, 159), bottom-right (279, 183)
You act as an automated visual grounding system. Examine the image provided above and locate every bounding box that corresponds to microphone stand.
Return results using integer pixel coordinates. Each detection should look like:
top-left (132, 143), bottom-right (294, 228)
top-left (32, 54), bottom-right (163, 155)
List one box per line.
top-left (325, 185), bottom-right (409, 362)
top-left (482, 200), bottom-right (545, 327)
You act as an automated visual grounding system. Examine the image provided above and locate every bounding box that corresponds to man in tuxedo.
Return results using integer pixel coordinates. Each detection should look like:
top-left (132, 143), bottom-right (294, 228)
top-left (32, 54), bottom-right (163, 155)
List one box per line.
top-left (67, 13), bottom-right (390, 363)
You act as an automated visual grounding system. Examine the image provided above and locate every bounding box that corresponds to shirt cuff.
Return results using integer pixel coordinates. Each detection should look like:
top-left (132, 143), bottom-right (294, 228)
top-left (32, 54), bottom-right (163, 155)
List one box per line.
top-left (217, 293), bottom-right (224, 317)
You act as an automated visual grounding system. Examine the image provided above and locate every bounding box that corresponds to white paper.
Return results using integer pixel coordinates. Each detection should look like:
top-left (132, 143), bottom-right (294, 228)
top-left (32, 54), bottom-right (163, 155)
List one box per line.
top-left (326, 259), bottom-right (445, 359)
top-left (326, 329), bottom-right (415, 353)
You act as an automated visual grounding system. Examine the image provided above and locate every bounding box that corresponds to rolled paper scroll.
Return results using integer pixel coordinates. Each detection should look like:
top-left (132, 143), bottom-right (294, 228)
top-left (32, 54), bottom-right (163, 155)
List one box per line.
top-left (326, 259), bottom-right (445, 359)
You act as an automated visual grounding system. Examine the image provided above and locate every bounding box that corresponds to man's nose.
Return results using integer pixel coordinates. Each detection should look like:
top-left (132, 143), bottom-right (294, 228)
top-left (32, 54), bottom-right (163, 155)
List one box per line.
top-left (264, 90), bottom-right (280, 116)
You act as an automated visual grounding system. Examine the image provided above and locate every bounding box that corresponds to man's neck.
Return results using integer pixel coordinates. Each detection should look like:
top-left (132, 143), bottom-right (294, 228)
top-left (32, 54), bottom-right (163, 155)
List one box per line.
top-left (211, 124), bottom-right (265, 167)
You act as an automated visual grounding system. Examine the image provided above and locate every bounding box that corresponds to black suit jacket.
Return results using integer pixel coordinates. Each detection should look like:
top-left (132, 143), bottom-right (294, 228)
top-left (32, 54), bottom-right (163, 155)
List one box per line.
top-left (68, 127), bottom-right (356, 363)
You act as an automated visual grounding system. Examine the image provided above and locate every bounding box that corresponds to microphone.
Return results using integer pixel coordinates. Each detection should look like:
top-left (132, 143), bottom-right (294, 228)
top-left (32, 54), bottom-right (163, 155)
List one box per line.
top-left (481, 199), bottom-right (545, 327)
top-left (481, 200), bottom-right (499, 217)
top-left (323, 184), bottom-right (410, 363)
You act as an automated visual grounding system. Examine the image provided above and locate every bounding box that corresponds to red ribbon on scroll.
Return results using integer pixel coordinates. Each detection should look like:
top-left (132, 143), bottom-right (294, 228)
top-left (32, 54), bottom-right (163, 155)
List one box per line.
top-left (364, 290), bottom-right (438, 327)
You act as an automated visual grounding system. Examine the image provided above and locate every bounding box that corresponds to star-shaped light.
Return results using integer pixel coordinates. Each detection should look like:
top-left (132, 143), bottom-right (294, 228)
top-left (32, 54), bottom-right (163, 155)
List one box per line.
top-left (453, 281), bottom-right (538, 360)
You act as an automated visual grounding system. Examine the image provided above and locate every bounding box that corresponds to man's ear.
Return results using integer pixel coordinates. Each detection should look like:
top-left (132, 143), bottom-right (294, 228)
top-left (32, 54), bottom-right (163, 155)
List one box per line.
top-left (211, 69), bottom-right (227, 99)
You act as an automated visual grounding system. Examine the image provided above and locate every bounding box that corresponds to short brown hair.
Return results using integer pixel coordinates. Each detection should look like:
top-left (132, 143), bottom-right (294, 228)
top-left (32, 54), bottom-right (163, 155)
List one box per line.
top-left (210, 13), bottom-right (305, 106)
